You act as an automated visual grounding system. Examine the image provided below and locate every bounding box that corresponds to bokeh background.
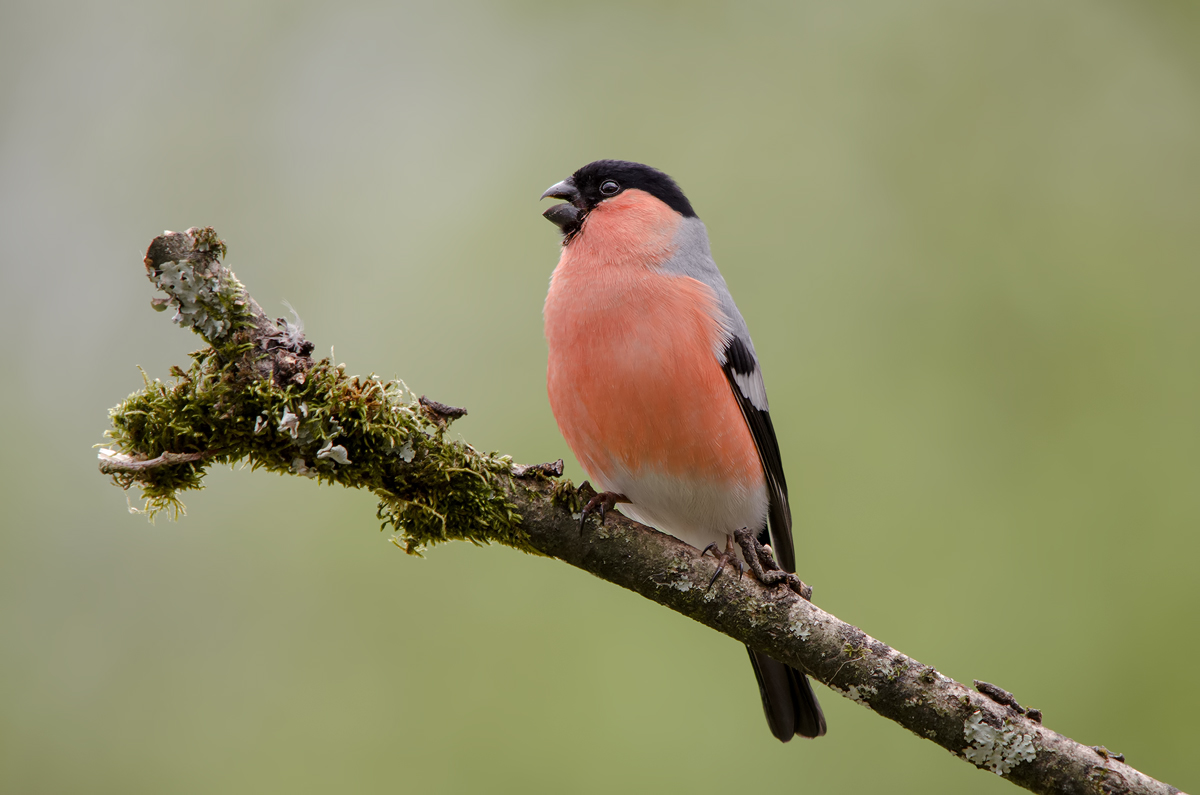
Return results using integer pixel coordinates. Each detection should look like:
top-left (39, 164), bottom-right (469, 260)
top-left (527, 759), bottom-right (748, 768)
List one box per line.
top-left (2, 1), bottom-right (1197, 792)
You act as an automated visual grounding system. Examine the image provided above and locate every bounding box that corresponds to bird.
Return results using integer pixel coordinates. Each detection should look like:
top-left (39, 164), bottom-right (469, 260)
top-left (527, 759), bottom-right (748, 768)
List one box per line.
top-left (539, 159), bottom-right (826, 741)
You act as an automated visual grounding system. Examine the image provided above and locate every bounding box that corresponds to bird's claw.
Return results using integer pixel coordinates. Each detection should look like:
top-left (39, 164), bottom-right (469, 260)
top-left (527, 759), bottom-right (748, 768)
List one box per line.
top-left (579, 483), bottom-right (628, 533)
top-left (732, 527), bottom-right (813, 601)
top-left (700, 536), bottom-right (746, 590)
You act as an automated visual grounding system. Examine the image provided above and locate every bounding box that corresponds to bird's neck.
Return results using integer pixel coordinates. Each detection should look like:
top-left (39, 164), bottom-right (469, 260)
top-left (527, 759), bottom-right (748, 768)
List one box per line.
top-left (562, 190), bottom-right (681, 272)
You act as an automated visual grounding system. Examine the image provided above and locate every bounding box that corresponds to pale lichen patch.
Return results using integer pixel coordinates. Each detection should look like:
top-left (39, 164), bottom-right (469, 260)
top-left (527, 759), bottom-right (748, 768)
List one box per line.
top-left (963, 711), bottom-right (1037, 776)
top-left (278, 409), bottom-right (300, 438)
top-left (317, 440), bottom-right (351, 465)
top-left (788, 621), bottom-right (811, 641)
top-left (845, 684), bottom-right (877, 706)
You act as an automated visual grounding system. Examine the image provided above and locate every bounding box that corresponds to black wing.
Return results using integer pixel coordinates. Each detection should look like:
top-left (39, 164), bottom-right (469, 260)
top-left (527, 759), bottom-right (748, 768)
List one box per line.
top-left (720, 336), bottom-right (795, 573)
top-left (723, 336), bottom-right (826, 740)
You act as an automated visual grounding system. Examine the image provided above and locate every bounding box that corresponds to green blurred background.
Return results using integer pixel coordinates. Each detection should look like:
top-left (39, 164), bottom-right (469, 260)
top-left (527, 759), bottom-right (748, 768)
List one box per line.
top-left (2, 1), bottom-right (1197, 792)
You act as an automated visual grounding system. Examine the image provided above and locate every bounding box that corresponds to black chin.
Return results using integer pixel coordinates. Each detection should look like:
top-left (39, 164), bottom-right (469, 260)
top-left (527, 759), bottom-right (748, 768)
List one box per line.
top-left (543, 202), bottom-right (581, 235)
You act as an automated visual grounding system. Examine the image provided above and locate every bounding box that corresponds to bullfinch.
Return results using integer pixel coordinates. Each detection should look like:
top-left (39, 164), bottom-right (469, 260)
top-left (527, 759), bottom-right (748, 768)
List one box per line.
top-left (540, 160), bottom-right (827, 741)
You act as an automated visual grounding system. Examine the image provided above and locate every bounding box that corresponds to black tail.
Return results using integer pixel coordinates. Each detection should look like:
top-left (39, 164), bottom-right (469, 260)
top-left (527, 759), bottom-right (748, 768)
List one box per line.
top-left (747, 647), bottom-right (826, 741)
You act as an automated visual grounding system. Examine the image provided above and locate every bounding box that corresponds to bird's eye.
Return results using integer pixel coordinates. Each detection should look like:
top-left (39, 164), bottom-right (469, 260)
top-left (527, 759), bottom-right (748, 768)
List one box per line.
top-left (599, 180), bottom-right (620, 196)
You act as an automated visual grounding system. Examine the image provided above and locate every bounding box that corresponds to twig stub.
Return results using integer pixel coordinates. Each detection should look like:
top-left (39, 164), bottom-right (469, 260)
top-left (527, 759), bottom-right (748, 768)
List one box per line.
top-left (97, 448), bottom-right (211, 474)
top-left (419, 395), bottom-right (468, 425)
top-left (512, 459), bottom-right (565, 479)
top-left (975, 680), bottom-right (1026, 714)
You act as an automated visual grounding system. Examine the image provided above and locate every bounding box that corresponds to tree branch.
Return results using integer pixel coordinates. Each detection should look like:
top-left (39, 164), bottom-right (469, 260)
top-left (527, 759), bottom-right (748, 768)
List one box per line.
top-left (98, 228), bottom-right (1184, 795)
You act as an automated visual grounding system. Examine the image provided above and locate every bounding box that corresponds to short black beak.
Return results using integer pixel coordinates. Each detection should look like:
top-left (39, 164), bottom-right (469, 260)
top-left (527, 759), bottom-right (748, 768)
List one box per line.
top-left (540, 178), bottom-right (580, 203)
top-left (541, 177), bottom-right (582, 232)
top-left (543, 202), bottom-right (580, 230)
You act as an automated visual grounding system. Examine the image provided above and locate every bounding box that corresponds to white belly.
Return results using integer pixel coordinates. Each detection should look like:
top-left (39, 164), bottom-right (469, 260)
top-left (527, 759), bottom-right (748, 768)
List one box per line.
top-left (597, 466), bottom-right (769, 558)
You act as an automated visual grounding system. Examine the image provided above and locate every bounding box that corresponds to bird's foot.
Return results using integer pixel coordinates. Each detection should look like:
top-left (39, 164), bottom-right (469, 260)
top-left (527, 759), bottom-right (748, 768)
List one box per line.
top-left (699, 535), bottom-right (747, 590)
top-left (733, 527), bottom-right (813, 601)
top-left (578, 482), bottom-right (628, 533)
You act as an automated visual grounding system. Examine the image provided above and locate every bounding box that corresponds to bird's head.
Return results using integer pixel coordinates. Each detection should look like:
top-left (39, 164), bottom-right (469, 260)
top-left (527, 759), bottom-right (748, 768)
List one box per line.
top-left (540, 160), bottom-right (696, 245)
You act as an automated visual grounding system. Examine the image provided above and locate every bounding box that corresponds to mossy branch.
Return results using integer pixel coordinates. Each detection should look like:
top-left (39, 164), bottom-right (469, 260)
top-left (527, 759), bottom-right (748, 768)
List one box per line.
top-left (99, 228), bottom-right (1184, 795)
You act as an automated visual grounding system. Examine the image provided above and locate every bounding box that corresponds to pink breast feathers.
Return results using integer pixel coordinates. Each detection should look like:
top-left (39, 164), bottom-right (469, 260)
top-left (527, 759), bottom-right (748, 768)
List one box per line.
top-left (543, 192), bottom-right (767, 546)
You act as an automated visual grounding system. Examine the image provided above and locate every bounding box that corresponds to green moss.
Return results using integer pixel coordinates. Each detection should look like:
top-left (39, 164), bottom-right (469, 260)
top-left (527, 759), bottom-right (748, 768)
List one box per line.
top-left (105, 348), bottom-right (532, 554)
top-left (842, 642), bottom-right (866, 661)
top-left (107, 226), bottom-right (535, 555)
top-left (551, 478), bottom-right (582, 513)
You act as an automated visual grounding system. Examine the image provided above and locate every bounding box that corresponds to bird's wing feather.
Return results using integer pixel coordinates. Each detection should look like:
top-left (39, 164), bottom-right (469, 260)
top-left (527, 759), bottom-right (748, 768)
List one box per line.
top-left (720, 335), bottom-right (795, 572)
